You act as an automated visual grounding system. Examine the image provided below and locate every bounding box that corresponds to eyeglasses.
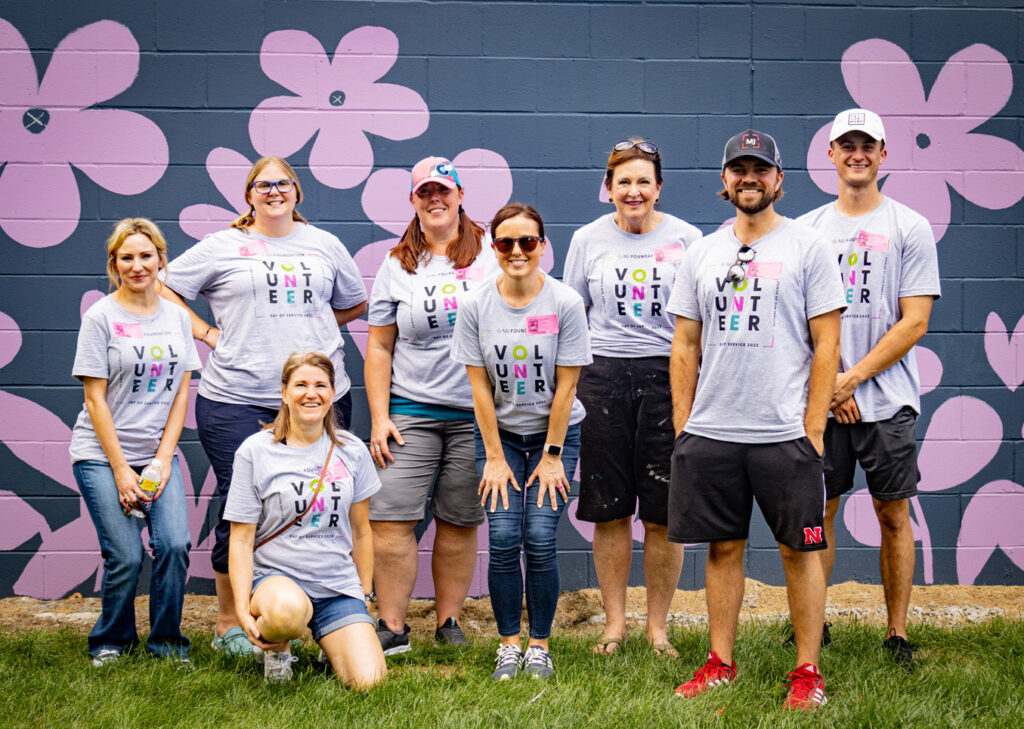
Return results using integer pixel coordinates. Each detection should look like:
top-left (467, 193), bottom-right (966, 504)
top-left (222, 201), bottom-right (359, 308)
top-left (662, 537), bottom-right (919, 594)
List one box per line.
top-left (724, 245), bottom-right (755, 284)
top-left (613, 139), bottom-right (659, 155)
top-left (251, 178), bottom-right (295, 195)
top-left (493, 236), bottom-right (543, 254)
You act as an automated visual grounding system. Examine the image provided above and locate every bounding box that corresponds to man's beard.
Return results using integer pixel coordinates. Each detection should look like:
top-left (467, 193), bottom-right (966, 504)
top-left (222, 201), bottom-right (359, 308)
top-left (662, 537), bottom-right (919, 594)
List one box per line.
top-left (728, 185), bottom-right (778, 215)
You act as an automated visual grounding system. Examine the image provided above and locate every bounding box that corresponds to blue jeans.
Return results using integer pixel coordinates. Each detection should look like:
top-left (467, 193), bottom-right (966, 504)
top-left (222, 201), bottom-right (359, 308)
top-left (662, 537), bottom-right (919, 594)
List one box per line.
top-left (474, 424), bottom-right (580, 640)
top-left (74, 456), bottom-right (191, 658)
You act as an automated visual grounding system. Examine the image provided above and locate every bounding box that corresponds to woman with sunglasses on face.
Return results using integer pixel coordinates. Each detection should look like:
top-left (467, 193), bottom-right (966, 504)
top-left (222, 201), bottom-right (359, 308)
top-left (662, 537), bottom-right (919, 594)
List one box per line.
top-left (71, 218), bottom-right (200, 667)
top-left (365, 157), bottom-right (497, 654)
top-left (451, 203), bottom-right (592, 681)
top-left (563, 139), bottom-right (702, 658)
top-left (226, 350), bottom-right (385, 688)
top-left (160, 156), bottom-right (367, 657)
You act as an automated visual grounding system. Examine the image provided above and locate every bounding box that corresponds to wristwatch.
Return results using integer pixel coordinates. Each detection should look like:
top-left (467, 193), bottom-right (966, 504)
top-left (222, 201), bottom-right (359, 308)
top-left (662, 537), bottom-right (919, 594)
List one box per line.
top-left (364, 590), bottom-right (376, 603)
top-left (543, 443), bottom-right (562, 456)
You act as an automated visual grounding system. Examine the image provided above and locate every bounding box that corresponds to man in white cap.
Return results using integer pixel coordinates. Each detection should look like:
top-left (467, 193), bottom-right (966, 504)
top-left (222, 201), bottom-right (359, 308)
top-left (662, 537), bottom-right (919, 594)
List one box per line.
top-left (667, 130), bottom-right (844, 710)
top-left (798, 109), bottom-right (941, 671)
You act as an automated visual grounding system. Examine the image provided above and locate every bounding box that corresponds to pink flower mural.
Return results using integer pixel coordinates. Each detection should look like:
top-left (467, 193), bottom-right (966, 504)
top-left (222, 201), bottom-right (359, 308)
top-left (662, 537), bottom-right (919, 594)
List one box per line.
top-left (984, 312), bottom-right (1024, 393)
top-left (0, 19), bottom-right (168, 248)
top-left (178, 148), bottom-right (253, 241)
top-left (806, 39), bottom-right (1024, 242)
top-left (249, 26), bottom-right (429, 190)
top-left (347, 148), bottom-right (526, 357)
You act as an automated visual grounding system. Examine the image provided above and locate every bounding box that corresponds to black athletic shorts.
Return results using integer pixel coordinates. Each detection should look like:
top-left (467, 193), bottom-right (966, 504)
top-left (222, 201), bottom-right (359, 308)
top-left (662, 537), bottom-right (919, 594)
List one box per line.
top-left (824, 406), bottom-right (920, 502)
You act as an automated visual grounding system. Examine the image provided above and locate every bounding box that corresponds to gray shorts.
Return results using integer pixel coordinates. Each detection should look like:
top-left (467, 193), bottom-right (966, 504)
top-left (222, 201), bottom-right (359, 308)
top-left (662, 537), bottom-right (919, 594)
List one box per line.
top-left (368, 414), bottom-right (484, 527)
top-left (824, 406), bottom-right (920, 502)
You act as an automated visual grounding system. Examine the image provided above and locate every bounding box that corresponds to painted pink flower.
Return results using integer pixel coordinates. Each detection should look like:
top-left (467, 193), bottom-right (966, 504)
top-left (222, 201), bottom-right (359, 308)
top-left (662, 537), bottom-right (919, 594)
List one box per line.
top-left (0, 19), bottom-right (168, 248)
top-left (984, 312), bottom-right (1024, 393)
top-left (179, 148), bottom-right (253, 240)
top-left (347, 148), bottom-right (523, 357)
top-left (807, 40), bottom-right (1024, 242)
top-left (249, 26), bottom-right (428, 190)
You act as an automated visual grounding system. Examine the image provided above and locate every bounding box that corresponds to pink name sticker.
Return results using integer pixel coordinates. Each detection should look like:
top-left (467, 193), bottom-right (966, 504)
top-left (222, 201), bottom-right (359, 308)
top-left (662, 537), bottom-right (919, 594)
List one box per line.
top-left (746, 261), bottom-right (782, 279)
top-left (653, 243), bottom-right (685, 263)
top-left (238, 240), bottom-right (268, 257)
top-left (111, 322), bottom-right (143, 339)
top-left (322, 460), bottom-right (350, 484)
top-left (455, 266), bottom-right (483, 281)
top-left (526, 315), bottom-right (559, 335)
top-left (856, 231), bottom-right (890, 252)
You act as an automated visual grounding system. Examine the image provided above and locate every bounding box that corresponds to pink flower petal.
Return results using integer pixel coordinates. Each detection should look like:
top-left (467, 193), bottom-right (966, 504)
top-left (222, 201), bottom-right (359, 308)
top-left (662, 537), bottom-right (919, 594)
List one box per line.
top-left (331, 26), bottom-right (400, 84)
top-left (918, 396), bottom-right (1001, 492)
top-left (453, 149), bottom-right (514, 225)
top-left (984, 312), bottom-right (1024, 393)
top-left (806, 122), bottom-right (838, 196)
top-left (841, 39), bottom-right (926, 114)
top-left (179, 203), bottom-right (237, 241)
top-left (351, 84), bottom-right (429, 140)
top-left (14, 511), bottom-right (100, 599)
top-left (259, 30), bottom-right (327, 98)
top-left (928, 44), bottom-right (1011, 119)
top-left (361, 169), bottom-right (413, 236)
top-left (36, 20), bottom-right (139, 110)
top-left (249, 97), bottom-right (322, 158)
top-left (878, 171), bottom-right (950, 243)
top-left (0, 161), bottom-right (80, 247)
top-left (914, 345), bottom-right (942, 395)
top-left (842, 489), bottom-right (881, 547)
top-left (206, 147), bottom-right (252, 213)
top-left (308, 119), bottom-right (373, 189)
top-left (0, 491), bottom-right (47, 550)
top-left (944, 134), bottom-right (1024, 209)
top-left (0, 392), bottom-right (75, 488)
top-left (598, 176), bottom-right (610, 203)
top-left (79, 290), bottom-right (105, 319)
top-left (0, 311), bottom-right (22, 370)
top-left (957, 480), bottom-right (1024, 585)
top-left (0, 18), bottom-right (39, 106)
top-left (66, 109), bottom-right (168, 193)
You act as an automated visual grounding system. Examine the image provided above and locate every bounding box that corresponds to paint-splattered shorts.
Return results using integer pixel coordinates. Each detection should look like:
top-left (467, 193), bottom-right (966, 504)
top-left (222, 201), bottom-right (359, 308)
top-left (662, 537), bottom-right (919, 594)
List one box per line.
top-left (575, 355), bottom-right (674, 525)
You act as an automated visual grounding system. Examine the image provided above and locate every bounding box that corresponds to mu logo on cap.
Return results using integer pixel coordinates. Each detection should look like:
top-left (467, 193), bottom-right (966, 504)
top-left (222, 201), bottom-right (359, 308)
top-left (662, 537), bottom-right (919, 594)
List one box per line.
top-left (741, 133), bottom-right (760, 150)
top-left (847, 112), bottom-right (865, 126)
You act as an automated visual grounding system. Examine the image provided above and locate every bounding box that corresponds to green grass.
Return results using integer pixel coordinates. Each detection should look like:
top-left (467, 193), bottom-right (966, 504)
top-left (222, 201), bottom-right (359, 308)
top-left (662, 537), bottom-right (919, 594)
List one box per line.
top-left (2, 619), bottom-right (1022, 728)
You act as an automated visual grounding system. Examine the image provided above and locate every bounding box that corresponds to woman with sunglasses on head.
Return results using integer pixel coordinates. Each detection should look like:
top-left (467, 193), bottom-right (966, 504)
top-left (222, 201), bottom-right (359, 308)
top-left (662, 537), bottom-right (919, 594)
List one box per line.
top-left (160, 156), bottom-right (366, 658)
top-left (563, 139), bottom-right (702, 658)
top-left (71, 218), bottom-right (200, 667)
top-left (225, 350), bottom-right (385, 688)
top-left (364, 157), bottom-right (496, 654)
top-left (451, 203), bottom-right (592, 681)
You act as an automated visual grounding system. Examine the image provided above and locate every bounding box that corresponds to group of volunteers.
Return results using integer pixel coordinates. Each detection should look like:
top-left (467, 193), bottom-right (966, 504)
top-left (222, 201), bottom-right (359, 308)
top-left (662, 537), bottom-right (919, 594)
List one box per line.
top-left (69, 105), bottom-right (939, 710)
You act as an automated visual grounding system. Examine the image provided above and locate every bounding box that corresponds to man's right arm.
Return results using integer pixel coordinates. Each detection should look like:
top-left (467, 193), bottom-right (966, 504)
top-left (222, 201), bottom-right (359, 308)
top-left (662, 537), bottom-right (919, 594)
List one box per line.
top-left (670, 316), bottom-right (703, 437)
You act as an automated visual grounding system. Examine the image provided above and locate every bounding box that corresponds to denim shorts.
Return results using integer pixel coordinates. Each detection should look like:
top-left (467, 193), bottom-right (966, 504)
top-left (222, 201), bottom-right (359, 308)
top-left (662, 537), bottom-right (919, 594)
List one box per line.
top-left (252, 575), bottom-right (372, 642)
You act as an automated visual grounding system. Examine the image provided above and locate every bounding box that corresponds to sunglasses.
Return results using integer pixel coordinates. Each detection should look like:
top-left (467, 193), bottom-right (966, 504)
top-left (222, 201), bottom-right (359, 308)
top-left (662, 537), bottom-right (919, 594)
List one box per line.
top-left (613, 139), bottom-right (659, 155)
top-left (724, 245), bottom-right (755, 284)
top-left (251, 178), bottom-right (295, 195)
top-left (493, 236), bottom-right (543, 254)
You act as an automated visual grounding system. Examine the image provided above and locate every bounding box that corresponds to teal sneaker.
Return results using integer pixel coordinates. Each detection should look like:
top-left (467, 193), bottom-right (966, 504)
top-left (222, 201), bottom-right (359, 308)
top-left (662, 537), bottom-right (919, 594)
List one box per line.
top-left (211, 626), bottom-right (254, 656)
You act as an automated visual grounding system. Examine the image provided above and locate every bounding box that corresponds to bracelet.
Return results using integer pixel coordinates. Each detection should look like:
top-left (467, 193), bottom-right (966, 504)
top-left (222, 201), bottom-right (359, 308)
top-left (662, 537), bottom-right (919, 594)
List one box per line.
top-left (200, 325), bottom-right (211, 344)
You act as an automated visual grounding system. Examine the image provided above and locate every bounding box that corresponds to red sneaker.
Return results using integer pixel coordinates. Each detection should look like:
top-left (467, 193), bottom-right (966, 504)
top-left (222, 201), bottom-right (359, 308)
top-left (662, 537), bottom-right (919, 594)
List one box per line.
top-left (673, 651), bottom-right (737, 698)
top-left (783, 663), bottom-right (828, 710)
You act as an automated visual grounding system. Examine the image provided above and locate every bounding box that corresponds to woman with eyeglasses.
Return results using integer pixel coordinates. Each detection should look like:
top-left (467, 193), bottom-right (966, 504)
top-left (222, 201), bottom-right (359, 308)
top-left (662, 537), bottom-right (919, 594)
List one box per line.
top-left (451, 203), bottom-right (592, 681)
top-left (160, 155), bottom-right (366, 659)
top-left (563, 139), bottom-right (703, 658)
top-left (364, 157), bottom-right (496, 654)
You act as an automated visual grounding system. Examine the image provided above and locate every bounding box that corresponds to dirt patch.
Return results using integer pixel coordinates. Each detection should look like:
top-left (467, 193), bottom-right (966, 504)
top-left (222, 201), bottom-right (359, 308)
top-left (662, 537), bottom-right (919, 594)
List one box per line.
top-left (2, 581), bottom-right (1020, 639)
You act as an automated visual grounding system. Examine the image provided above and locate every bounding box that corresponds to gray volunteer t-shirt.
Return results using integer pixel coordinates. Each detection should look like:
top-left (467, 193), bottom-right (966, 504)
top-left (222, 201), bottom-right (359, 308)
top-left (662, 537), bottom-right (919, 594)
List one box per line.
top-left (667, 219), bottom-right (845, 443)
top-left (224, 430), bottom-right (380, 600)
top-left (367, 249), bottom-right (498, 409)
top-left (797, 197), bottom-right (941, 421)
top-left (163, 224), bottom-right (365, 407)
top-left (70, 296), bottom-right (201, 466)
top-left (564, 213), bottom-right (702, 358)
top-left (450, 274), bottom-right (592, 436)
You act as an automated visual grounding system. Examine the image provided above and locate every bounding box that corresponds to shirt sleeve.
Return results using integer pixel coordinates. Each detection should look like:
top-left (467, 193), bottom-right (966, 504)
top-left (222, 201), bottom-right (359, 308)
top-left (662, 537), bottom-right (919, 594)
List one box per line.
top-left (555, 293), bottom-right (593, 366)
top-left (449, 293), bottom-right (483, 366)
top-left (666, 247), bottom-right (701, 321)
top-left (72, 310), bottom-right (111, 381)
top-left (327, 234), bottom-right (368, 310)
top-left (804, 232), bottom-right (847, 319)
top-left (178, 308), bottom-right (203, 372)
top-left (163, 237), bottom-right (219, 300)
top-left (348, 443), bottom-right (382, 503)
top-left (562, 232), bottom-right (591, 307)
top-left (366, 255), bottom-right (399, 326)
top-left (223, 440), bottom-right (262, 524)
top-left (897, 219), bottom-right (942, 300)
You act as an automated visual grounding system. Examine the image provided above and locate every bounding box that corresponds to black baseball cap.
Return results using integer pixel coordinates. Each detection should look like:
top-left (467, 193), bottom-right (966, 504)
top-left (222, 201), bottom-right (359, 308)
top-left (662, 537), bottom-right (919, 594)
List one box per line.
top-left (721, 130), bottom-right (782, 170)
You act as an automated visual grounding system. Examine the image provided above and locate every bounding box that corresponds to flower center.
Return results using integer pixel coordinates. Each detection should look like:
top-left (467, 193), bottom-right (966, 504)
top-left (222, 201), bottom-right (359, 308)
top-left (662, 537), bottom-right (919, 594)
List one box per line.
top-left (22, 107), bottom-right (49, 134)
top-left (916, 133), bottom-right (931, 149)
top-left (329, 90), bottom-right (346, 107)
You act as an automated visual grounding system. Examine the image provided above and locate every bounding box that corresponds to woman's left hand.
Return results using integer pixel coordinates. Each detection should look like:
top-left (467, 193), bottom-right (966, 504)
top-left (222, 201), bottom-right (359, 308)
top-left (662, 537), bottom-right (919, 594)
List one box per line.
top-left (527, 454), bottom-right (571, 511)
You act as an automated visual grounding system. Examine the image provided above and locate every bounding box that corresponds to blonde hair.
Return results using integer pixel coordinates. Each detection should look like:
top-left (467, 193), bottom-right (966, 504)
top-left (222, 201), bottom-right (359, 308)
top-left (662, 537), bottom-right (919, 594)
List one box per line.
top-left (264, 350), bottom-right (345, 448)
top-left (231, 156), bottom-right (309, 230)
top-left (105, 217), bottom-right (168, 291)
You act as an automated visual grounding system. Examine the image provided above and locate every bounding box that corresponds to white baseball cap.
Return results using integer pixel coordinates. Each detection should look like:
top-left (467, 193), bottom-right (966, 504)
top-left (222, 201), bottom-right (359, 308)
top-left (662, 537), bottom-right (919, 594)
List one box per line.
top-left (829, 108), bottom-right (886, 143)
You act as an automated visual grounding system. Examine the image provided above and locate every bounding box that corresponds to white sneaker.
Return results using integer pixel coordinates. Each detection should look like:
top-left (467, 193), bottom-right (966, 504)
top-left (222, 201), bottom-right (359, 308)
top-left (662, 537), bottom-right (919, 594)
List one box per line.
top-left (491, 643), bottom-right (523, 681)
top-left (261, 650), bottom-right (297, 684)
top-left (91, 648), bottom-right (121, 667)
top-left (522, 645), bottom-right (554, 679)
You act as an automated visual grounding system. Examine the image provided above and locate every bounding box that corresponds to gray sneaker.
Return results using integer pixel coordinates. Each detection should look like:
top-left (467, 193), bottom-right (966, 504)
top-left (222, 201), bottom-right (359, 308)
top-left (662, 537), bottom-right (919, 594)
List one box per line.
top-left (522, 645), bottom-right (554, 679)
top-left (91, 648), bottom-right (121, 667)
top-left (376, 618), bottom-right (412, 656)
top-left (261, 650), bottom-right (297, 684)
top-left (435, 617), bottom-right (468, 646)
top-left (491, 643), bottom-right (523, 681)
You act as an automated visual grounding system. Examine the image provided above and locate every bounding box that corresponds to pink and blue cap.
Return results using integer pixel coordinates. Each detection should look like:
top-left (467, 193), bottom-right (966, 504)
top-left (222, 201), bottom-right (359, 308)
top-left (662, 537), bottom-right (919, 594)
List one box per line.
top-left (410, 157), bottom-right (461, 194)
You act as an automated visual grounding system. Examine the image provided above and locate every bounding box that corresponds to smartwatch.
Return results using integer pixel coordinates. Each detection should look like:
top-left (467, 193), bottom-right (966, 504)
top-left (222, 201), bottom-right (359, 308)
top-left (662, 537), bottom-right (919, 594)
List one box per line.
top-left (543, 443), bottom-right (562, 456)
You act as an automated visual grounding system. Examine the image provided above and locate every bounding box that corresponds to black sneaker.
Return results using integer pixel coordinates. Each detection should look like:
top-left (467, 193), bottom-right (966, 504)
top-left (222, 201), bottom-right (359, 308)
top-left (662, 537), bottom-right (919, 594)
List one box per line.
top-left (783, 622), bottom-right (832, 649)
top-left (434, 617), bottom-right (468, 646)
top-left (376, 618), bottom-right (411, 656)
top-left (883, 632), bottom-right (913, 672)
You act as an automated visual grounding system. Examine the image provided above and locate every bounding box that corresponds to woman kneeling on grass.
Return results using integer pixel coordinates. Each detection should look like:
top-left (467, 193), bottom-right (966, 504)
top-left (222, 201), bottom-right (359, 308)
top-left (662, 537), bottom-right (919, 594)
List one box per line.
top-left (225, 351), bottom-right (385, 687)
top-left (451, 203), bottom-right (592, 680)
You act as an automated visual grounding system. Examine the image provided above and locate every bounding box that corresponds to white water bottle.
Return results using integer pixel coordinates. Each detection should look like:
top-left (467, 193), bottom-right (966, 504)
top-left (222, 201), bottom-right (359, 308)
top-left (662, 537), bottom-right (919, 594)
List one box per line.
top-left (132, 459), bottom-right (162, 518)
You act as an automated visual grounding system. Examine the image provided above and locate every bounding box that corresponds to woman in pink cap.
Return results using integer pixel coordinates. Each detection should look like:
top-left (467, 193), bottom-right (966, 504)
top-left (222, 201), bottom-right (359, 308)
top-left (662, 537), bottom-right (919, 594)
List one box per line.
top-left (364, 157), bottom-right (497, 654)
